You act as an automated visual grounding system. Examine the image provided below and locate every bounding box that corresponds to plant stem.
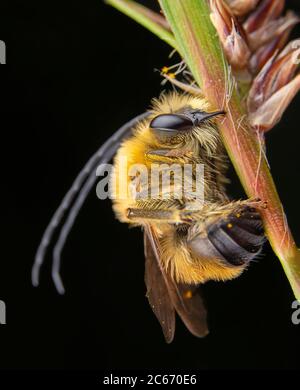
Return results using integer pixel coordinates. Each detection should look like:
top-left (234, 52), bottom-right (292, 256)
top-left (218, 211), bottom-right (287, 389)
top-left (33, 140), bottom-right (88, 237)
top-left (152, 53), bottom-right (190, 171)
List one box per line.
top-left (159, 0), bottom-right (300, 299)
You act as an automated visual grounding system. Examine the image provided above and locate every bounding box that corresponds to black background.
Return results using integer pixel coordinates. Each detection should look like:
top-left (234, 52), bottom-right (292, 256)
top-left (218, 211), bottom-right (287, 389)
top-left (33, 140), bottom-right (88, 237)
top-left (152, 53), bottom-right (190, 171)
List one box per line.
top-left (1, 0), bottom-right (300, 371)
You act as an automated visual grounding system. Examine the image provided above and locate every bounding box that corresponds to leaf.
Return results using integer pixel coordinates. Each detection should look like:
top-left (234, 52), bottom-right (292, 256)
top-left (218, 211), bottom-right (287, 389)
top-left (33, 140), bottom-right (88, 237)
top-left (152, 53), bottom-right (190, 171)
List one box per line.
top-left (106, 0), bottom-right (178, 51)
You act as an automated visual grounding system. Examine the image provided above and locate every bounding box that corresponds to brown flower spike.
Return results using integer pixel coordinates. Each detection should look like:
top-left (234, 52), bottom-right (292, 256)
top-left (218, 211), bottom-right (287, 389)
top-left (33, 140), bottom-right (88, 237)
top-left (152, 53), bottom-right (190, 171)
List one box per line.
top-left (210, 0), bottom-right (251, 69)
top-left (210, 0), bottom-right (300, 131)
top-left (226, 0), bottom-right (260, 17)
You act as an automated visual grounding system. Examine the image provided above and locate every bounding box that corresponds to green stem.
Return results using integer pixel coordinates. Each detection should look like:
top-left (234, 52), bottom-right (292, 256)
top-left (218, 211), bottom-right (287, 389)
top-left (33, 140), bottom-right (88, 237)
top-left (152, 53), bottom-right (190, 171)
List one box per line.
top-left (159, 0), bottom-right (300, 299)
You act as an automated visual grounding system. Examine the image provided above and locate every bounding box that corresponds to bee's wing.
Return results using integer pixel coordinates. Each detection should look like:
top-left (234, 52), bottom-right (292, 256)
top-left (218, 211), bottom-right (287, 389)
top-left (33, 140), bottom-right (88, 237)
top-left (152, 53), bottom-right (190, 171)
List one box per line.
top-left (144, 225), bottom-right (209, 341)
top-left (171, 282), bottom-right (209, 338)
top-left (144, 228), bottom-right (176, 343)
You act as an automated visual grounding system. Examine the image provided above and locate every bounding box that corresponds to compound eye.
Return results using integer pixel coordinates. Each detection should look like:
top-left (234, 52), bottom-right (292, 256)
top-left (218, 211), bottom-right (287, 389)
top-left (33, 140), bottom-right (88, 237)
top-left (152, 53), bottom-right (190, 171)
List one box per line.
top-left (150, 114), bottom-right (193, 134)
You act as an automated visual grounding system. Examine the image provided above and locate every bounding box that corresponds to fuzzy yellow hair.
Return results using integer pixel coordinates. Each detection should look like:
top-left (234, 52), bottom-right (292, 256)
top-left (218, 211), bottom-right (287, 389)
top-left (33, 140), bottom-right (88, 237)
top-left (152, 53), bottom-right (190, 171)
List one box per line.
top-left (111, 92), bottom-right (243, 284)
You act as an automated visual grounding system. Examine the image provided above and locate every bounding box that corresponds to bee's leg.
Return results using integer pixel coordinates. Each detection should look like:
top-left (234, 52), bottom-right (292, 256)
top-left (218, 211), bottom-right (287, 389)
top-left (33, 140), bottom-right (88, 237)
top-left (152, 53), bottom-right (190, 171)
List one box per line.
top-left (128, 199), bottom-right (264, 223)
top-left (179, 199), bottom-right (264, 222)
top-left (145, 149), bottom-right (190, 164)
top-left (161, 72), bottom-right (203, 97)
top-left (186, 203), bottom-right (265, 267)
top-left (127, 207), bottom-right (182, 224)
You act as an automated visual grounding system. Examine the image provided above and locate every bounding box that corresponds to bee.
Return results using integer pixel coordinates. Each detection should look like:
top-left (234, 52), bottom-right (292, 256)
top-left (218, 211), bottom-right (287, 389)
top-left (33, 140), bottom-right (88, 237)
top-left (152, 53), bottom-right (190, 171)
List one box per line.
top-left (33, 92), bottom-right (265, 343)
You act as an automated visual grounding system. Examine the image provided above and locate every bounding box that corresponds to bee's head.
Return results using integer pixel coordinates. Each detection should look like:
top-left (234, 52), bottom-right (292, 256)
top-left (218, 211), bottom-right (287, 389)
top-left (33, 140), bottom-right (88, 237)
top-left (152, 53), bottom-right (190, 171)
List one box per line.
top-left (149, 109), bottom-right (225, 143)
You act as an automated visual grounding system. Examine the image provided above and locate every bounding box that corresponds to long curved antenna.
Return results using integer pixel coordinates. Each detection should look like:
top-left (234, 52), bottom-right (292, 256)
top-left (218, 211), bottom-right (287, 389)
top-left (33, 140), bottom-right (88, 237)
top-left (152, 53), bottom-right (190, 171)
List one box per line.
top-left (32, 112), bottom-right (149, 293)
top-left (51, 149), bottom-right (118, 294)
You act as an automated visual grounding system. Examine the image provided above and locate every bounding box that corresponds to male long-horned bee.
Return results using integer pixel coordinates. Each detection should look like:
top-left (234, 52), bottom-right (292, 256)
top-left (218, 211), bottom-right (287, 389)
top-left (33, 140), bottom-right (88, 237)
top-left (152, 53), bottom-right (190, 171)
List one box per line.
top-left (33, 92), bottom-right (265, 342)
